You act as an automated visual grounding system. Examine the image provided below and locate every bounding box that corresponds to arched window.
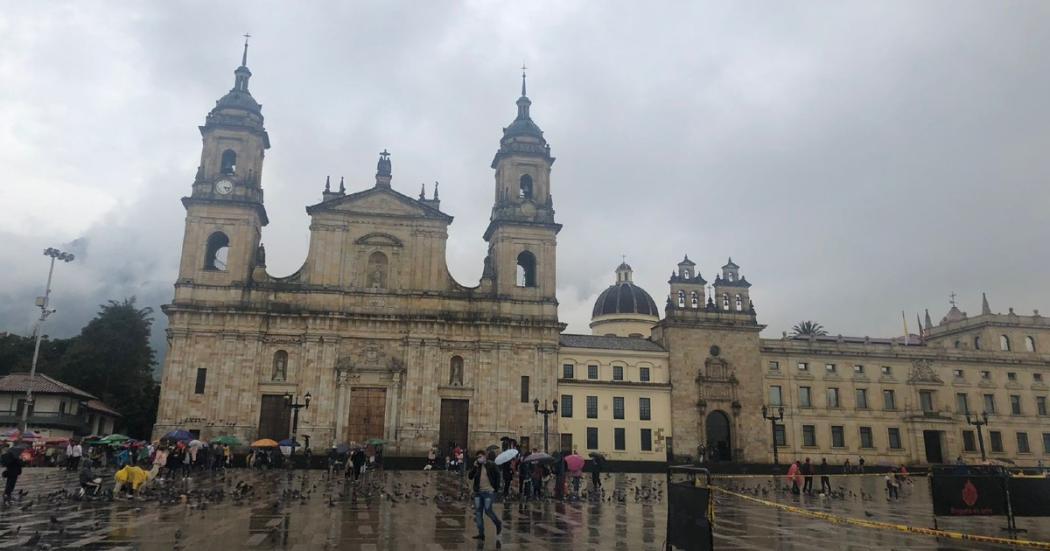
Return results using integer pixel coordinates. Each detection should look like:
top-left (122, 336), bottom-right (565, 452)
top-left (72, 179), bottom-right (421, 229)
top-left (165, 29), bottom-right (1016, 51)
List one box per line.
top-left (735, 294), bottom-right (743, 311)
top-left (690, 291), bottom-right (699, 308)
top-left (722, 294), bottom-right (729, 311)
top-left (272, 350), bottom-right (288, 382)
top-left (728, 272), bottom-right (735, 282)
top-left (449, 356), bottom-right (464, 386)
top-left (677, 290), bottom-right (686, 308)
top-left (516, 251), bottom-right (537, 287)
top-left (204, 232), bottom-right (229, 271)
top-left (1000, 335), bottom-right (1011, 351)
top-left (974, 336), bottom-right (982, 350)
top-left (367, 251), bottom-right (388, 288)
top-left (954, 340), bottom-right (961, 349)
top-left (1025, 336), bottom-right (1036, 352)
top-left (519, 174), bottom-right (533, 200)
top-left (221, 149), bottom-right (237, 175)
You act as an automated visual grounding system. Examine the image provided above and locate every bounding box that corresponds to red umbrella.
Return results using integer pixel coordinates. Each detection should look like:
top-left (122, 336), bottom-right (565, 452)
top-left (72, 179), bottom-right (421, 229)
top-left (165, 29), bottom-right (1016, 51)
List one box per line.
top-left (564, 453), bottom-right (585, 472)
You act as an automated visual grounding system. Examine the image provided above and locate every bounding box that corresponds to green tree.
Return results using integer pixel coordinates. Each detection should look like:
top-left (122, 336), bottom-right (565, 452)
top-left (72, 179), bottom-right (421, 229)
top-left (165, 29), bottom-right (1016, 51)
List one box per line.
top-left (57, 298), bottom-right (159, 438)
top-left (791, 320), bottom-right (828, 337)
top-left (0, 332), bottom-right (75, 376)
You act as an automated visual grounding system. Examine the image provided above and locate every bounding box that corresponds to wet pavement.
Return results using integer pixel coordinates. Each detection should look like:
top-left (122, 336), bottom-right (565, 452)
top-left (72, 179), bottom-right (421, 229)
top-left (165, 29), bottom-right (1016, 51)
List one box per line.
top-left (2, 468), bottom-right (1048, 549)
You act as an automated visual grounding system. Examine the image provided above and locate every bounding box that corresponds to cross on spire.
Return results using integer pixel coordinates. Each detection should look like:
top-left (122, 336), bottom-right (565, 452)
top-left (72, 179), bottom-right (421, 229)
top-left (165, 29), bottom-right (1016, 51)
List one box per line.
top-left (241, 33), bottom-right (251, 66)
top-left (949, 292), bottom-right (957, 307)
top-left (521, 62), bottom-right (527, 96)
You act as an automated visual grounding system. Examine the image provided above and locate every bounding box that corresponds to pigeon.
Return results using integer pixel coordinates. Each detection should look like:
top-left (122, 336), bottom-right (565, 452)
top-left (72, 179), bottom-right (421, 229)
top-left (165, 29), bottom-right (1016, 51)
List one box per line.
top-left (864, 510), bottom-right (874, 518)
top-left (26, 531), bottom-right (41, 546)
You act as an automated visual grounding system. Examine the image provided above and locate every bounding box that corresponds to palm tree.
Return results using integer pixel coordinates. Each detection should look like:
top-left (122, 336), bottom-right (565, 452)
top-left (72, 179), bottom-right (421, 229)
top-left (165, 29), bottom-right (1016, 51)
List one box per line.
top-left (792, 321), bottom-right (827, 337)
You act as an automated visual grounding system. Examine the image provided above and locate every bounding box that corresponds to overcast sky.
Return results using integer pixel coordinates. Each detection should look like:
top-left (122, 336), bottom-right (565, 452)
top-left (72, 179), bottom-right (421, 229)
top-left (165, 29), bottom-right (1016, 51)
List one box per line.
top-left (2, 2), bottom-right (1049, 363)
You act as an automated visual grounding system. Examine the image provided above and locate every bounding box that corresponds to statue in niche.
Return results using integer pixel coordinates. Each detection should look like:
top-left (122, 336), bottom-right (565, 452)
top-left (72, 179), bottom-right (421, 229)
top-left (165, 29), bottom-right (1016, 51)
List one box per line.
top-left (367, 251), bottom-right (388, 288)
top-left (449, 356), bottom-right (464, 386)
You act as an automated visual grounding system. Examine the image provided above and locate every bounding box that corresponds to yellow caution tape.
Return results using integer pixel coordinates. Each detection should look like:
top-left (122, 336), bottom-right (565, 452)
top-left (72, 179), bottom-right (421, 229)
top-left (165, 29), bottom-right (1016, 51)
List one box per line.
top-left (709, 472), bottom-right (923, 480)
top-left (711, 486), bottom-right (1050, 550)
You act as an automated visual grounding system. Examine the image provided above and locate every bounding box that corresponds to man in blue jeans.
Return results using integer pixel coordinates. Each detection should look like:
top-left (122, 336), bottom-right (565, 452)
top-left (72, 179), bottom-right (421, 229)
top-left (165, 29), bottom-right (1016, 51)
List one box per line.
top-left (468, 450), bottom-right (503, 541)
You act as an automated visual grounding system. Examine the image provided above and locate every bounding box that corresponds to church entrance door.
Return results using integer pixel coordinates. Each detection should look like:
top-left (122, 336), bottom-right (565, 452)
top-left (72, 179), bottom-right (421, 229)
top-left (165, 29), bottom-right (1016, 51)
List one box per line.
top-left (706, 410), bottom-right (732, 462)
top-left (346, 388), bottom-right (387, 444)
top-left (258, 395), bottom-right (291, 441)
top-left (439, 399), bottom-right (469, 454)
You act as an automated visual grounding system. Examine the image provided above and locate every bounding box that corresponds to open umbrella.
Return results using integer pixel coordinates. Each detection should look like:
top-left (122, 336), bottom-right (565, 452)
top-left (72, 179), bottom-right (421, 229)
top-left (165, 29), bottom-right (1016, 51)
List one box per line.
top-left (164, 429), bottom-right (193, 441)
top-left (564, 453), bottom-right (585, 472)
top-left (278, 438), bottom-right (299, 448)
top-left (522, 452), bottom-right (554, 463)
top-left (98, 434), bottom-right (131, 445)
top-left (495, 448), bottom-right (519, 466)
top-left (250, 438), bottom-right (279, 448)
top-left (588, 451), bottom-right (605, 459)
top-left (366, 438), bottom-right (386, 446)
top-left (211, 435), bottom-right (242, 446)
top-left (188, 439), bottom-right (205, 448)
top-left (335, 443), bottom-right (351, 454)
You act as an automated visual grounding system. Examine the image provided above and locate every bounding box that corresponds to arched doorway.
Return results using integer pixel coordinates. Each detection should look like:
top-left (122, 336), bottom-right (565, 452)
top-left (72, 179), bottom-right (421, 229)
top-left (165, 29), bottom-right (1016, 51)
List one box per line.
top-left (706, 410), bottom-right (732, 462)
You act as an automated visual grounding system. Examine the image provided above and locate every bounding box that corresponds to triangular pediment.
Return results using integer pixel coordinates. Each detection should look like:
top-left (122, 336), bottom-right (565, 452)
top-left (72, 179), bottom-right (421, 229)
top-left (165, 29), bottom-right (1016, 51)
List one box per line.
top-left (306, 186), bottom-right (452, 222)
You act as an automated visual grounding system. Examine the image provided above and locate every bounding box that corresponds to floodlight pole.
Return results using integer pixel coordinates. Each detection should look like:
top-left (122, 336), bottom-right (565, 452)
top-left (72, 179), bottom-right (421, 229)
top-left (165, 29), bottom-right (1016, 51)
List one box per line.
top-left (21, 248), bottom-right (74, 434)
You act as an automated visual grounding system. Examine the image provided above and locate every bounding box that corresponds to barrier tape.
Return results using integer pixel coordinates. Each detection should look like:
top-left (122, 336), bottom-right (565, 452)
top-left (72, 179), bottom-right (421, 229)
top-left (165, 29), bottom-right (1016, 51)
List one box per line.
top-left (709, 472), bottom-right (924, 480)
top-left (710, 486), bottom-right (1050, 550)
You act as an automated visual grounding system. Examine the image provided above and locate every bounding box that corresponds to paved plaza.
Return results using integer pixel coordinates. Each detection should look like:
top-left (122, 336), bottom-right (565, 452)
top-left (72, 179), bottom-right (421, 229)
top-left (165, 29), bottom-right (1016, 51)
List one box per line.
top-left (0, 468), bottom-right (1047, 549)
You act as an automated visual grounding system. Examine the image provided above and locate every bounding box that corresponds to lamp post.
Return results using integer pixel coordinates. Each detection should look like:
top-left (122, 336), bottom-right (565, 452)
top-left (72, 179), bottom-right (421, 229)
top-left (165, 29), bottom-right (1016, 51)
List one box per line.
top-left (21, 248), bottom-right (75, 434)
top-left (284, 392), bottom-right (311, 447)
top-left (966, 411), bottom-right (990, 462)
top-left (761, 405), bottom-right (785, 466)
top-left (533, 398), bottom-right (558, 453)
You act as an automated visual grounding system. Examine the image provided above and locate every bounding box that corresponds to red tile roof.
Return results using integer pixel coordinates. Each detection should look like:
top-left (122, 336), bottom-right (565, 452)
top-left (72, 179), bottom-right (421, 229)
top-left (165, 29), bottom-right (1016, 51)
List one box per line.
top-left (0, 373), bottom-right (121, 416)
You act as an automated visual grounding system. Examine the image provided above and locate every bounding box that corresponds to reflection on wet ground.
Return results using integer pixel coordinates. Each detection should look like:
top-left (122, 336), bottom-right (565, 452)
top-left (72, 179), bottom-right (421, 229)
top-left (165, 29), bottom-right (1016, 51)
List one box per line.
top-left (4, 469), bottom-right (1049, 549)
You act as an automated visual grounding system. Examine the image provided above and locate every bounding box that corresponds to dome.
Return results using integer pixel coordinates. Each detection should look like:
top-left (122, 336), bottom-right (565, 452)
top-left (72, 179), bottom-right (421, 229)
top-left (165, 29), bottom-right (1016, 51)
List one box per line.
top-left (592, 275), bottom-right (659, 317)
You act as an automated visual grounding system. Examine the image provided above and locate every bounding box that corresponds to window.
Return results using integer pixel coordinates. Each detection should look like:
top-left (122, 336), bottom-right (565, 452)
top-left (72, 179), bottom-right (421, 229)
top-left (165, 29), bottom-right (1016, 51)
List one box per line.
top-left (677, 291), bottom-right (686, 308)
top-left (1017, 432), bottom-right (1031, 453)
top-left (956, 393), bottom-right (969, 414)
top-left (563, 363), bottom-right (574, 379)
top-left (990, 431), bottom-right (1003, 452)
top-left (520, 376), bottom-right (530, 402)
top-left (272, 350), bottom-right (288, 382)
top-left (826, 388), bottom-right (840, 408)
top-left (1044, 433), bottom-right (1050, 454)
top-left (614, 428), bottom-right (626, 450)
top-left (561, 395), bottom-right (573, 418)
top-left (515, 251), bottom-right (537, 287)
top-left (1000, 335), bottom-right (1011, 351)
top-left (59, 401), bottom-right (66, 415)
top-left (919, 390), bottom-right (935, 413)
top-left (735, 294), bottom-right (743, 311)
top-left (690, 292), bottom-right (699, 308)
top-left (220, 149), bottom-right (237, 174)
top-left (640, 429), bottom-right (652, 451)
top-left (366, 251), bottom-right (388, 288)
top-left (963, 430), bottom-right (977, 452)
top-left (1010, 395), bottom-right (1022, 415)
top-left (613, 365), bottom-right (624, 381)
top-left (639, 367), bottom-right (651, 382)
top-left (825, 363), bottom-right (837, 373)
top-left (831, 426), bottom-right (845, 448)
top-left (881, 366), bottom-right (893, 376)
top-left (798, 362), bottom-right (809, 372)
top-left (518, 174), bottom-right (533, 199)
top-left (953, 369), bottom-right (964, 378)
top-left (801, 425), bottom-right (816, 447)
top-left (859, 427), bottom-right (874, 449)
top-left (195, 368), bottom-right (207, 394)
top-left (448, 355), bottom-right (464, 386)
top-left (204, 232), bottom-right (230, 271)
top-left (981, 370), bottom-right (991, 380)
top-left (983, 393), bottom-right (996, 414)
top-left (975, 336), bottom-right (982, 350)
top-left (1008, 372), bottom-right (1017, 381)
top-left (722, 294), bottom-right (729, 310)
top-left (588, 365), bottom-right (599, 380)
top-left (883, 389), bottom-right (896, 410)
top-left (888, 428), bottom-right (902, 449)
top-left (799, 386), bottom-right (812, 407)
top-left (1035, 373), bottom-right (1044, 383)
top-left (639, 397), bottom-right (651, 421)
top-left (769, 361), bottom-right (780, 371)
top-left (853, 364), bottom-right (865, 374)
top-left (613, 397), bottom-right (625, 420)
top-left (586, 396), bottom-right (598, 419)
top-left (855, 388), bottom-right (868, 409)
top-left (1038, 397), bottom-right (1047, 416)
top-left (1025, 336), bottom-right (1036, 352)
top-left (768, 386), bottom-right (783, 407)
top-left (586, 427), bottom-right (598, 449)
top-left (773, 424), bottom-right (787, 446)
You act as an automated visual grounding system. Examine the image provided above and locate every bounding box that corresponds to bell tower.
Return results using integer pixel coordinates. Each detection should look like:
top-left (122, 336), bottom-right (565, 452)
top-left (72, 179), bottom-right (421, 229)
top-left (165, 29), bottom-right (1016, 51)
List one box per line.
top-left (483, 69), bottom-right (561, 299)
top-left (177, 37), bottom-right (269, 289)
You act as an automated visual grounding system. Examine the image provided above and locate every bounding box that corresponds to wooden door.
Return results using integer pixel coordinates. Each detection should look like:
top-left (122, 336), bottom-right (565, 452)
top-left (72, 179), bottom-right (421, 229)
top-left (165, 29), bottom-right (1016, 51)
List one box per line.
top-left (346, 388), bottom-right (387, 444)
top-left (439, 399), bottom-right (469, 452)
top-left (258, 395), bottom-right (290, 441)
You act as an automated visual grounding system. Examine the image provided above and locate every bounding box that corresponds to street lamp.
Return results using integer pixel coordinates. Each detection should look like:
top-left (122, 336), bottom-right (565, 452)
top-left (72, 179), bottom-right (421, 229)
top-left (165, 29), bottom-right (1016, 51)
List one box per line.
top-left (761, 405), bottom-right (785, 466)
top-left (965, 411), bottom-right (990, 462)
top-left (284, 391), bottom-right (311, 447)
top-left (21, 248), bottom-right (74, 434)
top-left (533, 398), bottom-right (558, 453)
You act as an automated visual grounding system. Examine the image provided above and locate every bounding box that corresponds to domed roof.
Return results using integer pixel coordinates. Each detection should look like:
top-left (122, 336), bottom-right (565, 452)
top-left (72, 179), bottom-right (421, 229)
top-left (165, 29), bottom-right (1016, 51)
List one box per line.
top-left (592, 263), bottom-right (659, 318)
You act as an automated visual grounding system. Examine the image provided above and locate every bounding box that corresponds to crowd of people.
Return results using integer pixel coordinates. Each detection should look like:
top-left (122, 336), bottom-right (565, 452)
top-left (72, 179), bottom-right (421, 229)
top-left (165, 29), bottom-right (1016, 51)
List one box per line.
top-left (783, 456), bottom-right (911, 499)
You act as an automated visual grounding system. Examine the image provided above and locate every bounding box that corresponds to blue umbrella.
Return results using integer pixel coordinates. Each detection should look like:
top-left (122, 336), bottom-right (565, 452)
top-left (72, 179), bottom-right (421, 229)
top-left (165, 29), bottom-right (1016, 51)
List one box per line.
top-left (164, 429), bottom-right (193, 441)
top-left (278, 438), bottom-right (299, 448)
top-left (335, 443), bottom-right (351, 454)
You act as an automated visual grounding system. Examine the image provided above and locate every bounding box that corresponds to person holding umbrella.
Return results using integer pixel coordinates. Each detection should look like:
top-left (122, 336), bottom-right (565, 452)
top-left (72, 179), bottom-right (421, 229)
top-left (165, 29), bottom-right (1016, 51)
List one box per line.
top-left (468, 450), bottom-right (503, 541)
top-left (564, 451), bottom-right (585, 498)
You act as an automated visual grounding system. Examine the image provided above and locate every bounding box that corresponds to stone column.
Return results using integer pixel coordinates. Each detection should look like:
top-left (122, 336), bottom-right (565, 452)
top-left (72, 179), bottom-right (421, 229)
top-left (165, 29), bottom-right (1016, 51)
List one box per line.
top-left (334, 367), bottom-right (349, 445)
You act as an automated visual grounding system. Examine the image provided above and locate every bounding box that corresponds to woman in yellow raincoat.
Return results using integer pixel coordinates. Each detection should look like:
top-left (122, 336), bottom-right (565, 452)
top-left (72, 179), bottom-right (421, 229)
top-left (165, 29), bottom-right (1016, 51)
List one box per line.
top-left (114, 464), bottom-right (150, 497)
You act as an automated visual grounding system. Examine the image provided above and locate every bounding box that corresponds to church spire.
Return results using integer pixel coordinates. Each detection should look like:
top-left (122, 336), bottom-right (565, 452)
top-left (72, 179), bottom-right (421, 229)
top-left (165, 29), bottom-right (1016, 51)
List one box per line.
top-left (241, 33), bottom-right (250, 67)
top-left (982, 292), bottom-right (991, 315)
top-left (233, 34), bottom-right (253, 93)
top-left (521, 64), bottom-right (527, 97)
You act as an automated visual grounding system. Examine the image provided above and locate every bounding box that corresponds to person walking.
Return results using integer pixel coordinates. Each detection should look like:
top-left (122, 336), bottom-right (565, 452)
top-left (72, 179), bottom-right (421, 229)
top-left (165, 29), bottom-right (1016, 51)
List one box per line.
top-left (1, 445), bottom-right (24, 503)
top-left (885, 469), bottom-right (900, 499)
top-left (802, 457), bottom-right (814, 494)
top-left (786, 460), bottom-right (802, 495)
top-left (65, 441), bottom-right (75, 471)
top-left (819, 458), bottom-right (832, 494)
top-left (589, 454), bottom-right (603, 494)
top-left (468, 450), bottom-right (502, 541)
top-left (350, 448), bottom-right (366, 481)
top-left (71, 441), bottom-right (83, 470)
top-left (554, 452), bottom-right (566, 499)
top-left (500, 453), bottom-right (513, 498)
top-left (517, 452), bottom-right (530, 499)
top-left (569, 451), bottom-right (583, 499)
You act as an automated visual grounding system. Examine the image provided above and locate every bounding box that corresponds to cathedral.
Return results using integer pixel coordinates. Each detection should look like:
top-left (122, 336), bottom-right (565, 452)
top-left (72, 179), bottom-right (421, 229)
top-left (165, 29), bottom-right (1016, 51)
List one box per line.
top-left (155, 46), bottom-right (1050, 467)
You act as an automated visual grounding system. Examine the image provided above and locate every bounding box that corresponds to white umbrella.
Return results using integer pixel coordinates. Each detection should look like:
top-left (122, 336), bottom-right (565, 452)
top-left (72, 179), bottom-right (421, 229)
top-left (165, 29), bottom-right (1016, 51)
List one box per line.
top-left (188, 439), bottom-right (204, 448)
top-left (495, 448), bottom-right (519, 465)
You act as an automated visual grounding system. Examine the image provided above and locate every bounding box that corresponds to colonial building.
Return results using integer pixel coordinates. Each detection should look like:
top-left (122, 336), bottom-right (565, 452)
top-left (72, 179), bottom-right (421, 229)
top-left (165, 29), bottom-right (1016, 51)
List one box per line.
top-left (0, 373), bottom-right (122, 439)
top-left (155, 47), bottom-right (1050, 466)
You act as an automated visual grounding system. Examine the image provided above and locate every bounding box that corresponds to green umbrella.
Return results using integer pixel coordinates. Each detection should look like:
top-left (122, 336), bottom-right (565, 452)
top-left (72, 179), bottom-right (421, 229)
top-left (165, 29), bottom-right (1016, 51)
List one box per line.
top-left (366, 438), bottom-right (386, 446)
top-left (212, 435), bottom-right (243, 446)
top-left (98, 434), bottom-right (131, 445)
